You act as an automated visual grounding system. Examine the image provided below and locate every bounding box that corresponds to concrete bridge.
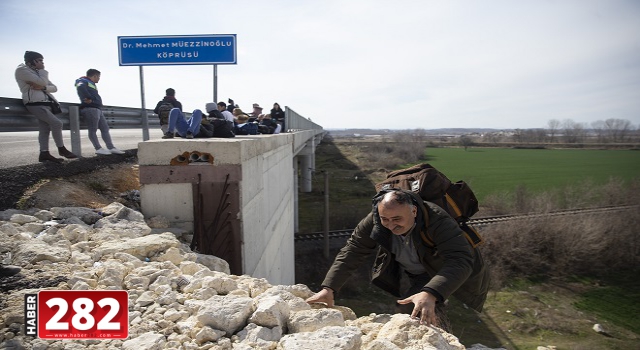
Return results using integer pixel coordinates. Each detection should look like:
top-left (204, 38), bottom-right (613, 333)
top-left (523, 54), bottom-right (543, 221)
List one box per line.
top-left (0, 96), bottom-right (325, 286)
top-left (138, 127), bottom-right (324, 286)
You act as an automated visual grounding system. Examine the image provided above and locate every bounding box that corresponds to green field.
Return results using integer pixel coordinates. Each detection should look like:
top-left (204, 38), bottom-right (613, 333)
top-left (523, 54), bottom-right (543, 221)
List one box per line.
top-left (421, 147), bottom-right (640, 201)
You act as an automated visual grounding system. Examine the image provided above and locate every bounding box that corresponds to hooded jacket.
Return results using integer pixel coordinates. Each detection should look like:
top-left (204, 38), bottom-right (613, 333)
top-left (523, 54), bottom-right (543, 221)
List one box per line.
top-left (321, 190), bottom-right (490, 312)
top-left (14, 63), bottom-right (58, 105)
top-left (75, 76), bottom-right (102, 109)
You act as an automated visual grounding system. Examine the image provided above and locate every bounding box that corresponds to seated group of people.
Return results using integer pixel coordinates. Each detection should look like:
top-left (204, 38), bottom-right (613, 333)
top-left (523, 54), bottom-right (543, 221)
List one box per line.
top-left (161, 101), bottom-right (284, 139)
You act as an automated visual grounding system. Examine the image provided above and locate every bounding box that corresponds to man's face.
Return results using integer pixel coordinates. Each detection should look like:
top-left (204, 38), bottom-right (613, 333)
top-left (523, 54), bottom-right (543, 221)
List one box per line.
top-left (33, 58), bottom-right (45, 70)
top-left (217, 105), bottom-right (225, 111)
top-left (89, 74), bottom-right (101, 83)
top-left (377, 202), bottom-right (417, 235)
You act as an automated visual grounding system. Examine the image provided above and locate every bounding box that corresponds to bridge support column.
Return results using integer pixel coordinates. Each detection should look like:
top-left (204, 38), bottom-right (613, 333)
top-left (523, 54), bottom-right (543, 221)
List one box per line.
top-left (299, 155), bottom-right (313, 193)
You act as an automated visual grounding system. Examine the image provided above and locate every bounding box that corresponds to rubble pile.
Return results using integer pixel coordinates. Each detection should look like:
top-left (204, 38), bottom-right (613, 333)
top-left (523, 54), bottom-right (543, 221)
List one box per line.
top-left (0, 203), bottom-right (499, 349)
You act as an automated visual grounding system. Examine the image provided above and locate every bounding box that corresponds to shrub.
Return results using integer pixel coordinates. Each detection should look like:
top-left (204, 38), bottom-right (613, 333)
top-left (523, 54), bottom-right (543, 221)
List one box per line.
top-left (482, 209), bottom-right (640, 288)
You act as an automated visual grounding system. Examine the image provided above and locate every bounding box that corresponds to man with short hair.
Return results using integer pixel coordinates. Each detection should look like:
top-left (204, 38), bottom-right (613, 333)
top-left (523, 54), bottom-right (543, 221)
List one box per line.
top-left (154, 88), bottom-right (183, 133)
top-left (75, 69), bottom-right (125, 155)
top-left (217, 102), bottom-right (235, 124)
top-left (306, 189), bottom-right (489, 329)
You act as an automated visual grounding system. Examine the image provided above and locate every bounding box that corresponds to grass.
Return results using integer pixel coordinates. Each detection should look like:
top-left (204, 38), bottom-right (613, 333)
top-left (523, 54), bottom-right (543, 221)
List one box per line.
top-left (296, 137), bottom-right (640, 349)
top-left (573, 273), bottom-right (640, 334)
top-left (421, 147), bottom-right (640, 202)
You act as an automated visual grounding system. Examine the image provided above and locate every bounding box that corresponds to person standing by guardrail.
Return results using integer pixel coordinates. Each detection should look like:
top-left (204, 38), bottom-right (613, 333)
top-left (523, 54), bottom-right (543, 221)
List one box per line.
top-left (75, 69), bottom-right (125, 155)
top-left (14, 51), bottom-right (78, 163)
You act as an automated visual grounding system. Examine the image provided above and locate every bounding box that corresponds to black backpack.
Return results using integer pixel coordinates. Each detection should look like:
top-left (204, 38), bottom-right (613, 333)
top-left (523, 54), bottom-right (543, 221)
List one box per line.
top-left (375, 163), bottom-right (483, 247)
top-left (157, 101), bottom-right (174, 126)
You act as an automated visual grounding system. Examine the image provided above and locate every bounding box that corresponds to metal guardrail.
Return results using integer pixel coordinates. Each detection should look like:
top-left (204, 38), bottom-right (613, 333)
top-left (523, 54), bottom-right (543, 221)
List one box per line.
top-left (0, 97), bottom-right (159, 132)
top-left (0, 97), bottom-right (323, 134)
top-left (286, 106), bottom-right (323, 132)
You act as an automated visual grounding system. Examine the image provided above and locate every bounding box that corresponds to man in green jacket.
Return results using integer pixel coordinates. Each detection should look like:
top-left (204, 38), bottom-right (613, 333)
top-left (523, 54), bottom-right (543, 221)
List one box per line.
top-left (306, 189), bottom-right (490, 327)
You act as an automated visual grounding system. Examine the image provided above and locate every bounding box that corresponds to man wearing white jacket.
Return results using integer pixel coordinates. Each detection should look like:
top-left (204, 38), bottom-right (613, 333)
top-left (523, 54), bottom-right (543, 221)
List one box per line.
top-left (15, 51), bottom-right (78, 163)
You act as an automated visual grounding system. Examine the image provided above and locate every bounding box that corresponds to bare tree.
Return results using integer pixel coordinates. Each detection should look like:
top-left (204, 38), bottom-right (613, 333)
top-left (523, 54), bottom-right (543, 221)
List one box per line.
top-left (604, 118), bottom-right (632, 143)
top-left (459, 135), bottom-right (473, 150)
top-left (547, 119), bottom-right (560, 143)
top-left (562, 119), bottom-right (586, 143)
top-left (512, 129), bottom-right (523, 143)
top-left (591, 120), bottom-right (606, 143)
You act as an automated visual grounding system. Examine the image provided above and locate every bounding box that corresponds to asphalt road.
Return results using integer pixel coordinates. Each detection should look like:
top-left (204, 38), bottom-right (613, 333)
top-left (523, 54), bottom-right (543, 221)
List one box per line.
top-left (0, 128), bottom-right (164, 169)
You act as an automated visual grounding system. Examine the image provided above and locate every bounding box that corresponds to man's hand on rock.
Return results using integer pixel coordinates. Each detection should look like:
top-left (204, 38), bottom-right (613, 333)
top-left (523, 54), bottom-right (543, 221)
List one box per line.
top-left (397, 291), bottom-right (437, 326)
top-left (305, 287), bottom-right (335, 307)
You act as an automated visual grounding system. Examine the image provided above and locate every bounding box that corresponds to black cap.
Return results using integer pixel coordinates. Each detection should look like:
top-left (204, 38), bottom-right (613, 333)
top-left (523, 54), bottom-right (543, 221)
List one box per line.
top-left (24, 51), bottom-right (43, 63)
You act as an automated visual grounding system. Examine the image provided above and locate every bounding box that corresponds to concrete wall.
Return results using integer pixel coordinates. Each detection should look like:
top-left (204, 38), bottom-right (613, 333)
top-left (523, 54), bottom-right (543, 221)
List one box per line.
top-left (138, 134), bottom-right (299, 285)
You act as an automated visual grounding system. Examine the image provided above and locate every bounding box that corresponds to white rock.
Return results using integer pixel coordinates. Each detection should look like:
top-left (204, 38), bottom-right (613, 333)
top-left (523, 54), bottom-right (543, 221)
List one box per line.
top-left (375, 314), bottom-right (465, 350)
top-left (195, 326), bottom-right (226, 345)
top-left (13, 240), bottom-right (70, 265)
top-left (195, 253), bottom-right (231, 274)
top-left (593, 323), bottom-right (607, 334)
top-left (237, 323), bottom-right (283, 342)
top-left (278, 326), bottom-right (362, 350)
top-left (287, 308), bottom-right (345, 333)
top-left (33, 209), bottom-right (54, 221)
top-left (249, 295), bottom-right (290, 328)
top-left (10, 214), bottom-right (39, 224)
top-left (136, 291), bottom-right (157, 307)
top-left (122, 331), bottom-right (166, 350)
top-left (155, 246), bottom-right (184, 265)
top-left (91, 232), bottom-right (180, 261)
top-left (197, 295), bottom-right (255, 336)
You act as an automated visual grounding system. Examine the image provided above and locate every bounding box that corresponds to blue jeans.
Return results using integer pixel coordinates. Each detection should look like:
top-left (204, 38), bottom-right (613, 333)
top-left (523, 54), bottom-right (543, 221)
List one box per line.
top-left (167, 109), bottom-right (202, 137)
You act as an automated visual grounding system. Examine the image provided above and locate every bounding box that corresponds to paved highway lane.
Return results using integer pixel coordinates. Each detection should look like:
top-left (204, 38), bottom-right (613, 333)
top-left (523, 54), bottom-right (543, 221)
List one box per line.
top-left (0, 128), bottom-right (165, 169)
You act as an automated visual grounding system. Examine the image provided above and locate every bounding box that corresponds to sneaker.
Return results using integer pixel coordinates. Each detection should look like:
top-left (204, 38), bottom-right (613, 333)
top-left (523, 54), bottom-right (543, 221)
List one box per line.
top-left (57, 146), bottom-right (78, 159)
top-left (186, 131), bottom-right (194, 139)
top-left (109, 147), bottom-right (125, 155)
top-left (95, 148), bottom-right (111, 155)
top-left (0, 264), bottom-right (21, 277)
top-left (39, 151), bottom-right (64, 163)
top-left (162, 132), bottom-right (174, 139)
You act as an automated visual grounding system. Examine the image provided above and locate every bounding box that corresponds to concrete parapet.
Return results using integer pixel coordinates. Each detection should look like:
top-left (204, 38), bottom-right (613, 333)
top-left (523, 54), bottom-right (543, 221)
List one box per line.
top-left (138, 134), bottom-right (299, 285)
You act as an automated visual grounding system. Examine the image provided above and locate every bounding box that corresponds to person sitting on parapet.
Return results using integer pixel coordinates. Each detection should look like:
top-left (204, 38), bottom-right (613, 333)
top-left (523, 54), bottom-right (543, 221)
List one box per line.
top-left (232, 107), bottom-right (250, 121)
top-left (162, 107), bottom-right (213, 139)
top-left (204, 103), bottom-right (235, 138)
top-left (233, 114), bottom-right (258, 135)
top-left (250, 103), bottom-right (263, 122)
top-left (258, 113), bottom-right (279, 134)
top-left (153, 88), bottom-right (183, 133)
top-left (216, 101), bottom-right (236, 127)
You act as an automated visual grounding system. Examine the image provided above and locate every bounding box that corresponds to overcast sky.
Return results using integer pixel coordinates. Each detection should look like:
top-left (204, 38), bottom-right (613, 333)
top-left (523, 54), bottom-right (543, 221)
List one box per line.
top-left (1, 0), bottom-right (639, 130)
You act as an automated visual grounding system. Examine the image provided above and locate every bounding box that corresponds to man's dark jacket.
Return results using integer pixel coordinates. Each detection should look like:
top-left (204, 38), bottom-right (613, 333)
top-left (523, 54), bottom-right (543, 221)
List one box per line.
top-left (321, 191), bottom-right (490, 312)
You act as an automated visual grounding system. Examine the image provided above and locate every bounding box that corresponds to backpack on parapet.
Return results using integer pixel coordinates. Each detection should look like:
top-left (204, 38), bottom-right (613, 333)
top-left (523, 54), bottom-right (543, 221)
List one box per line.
top-left (157, 101), bottom-right (174, 130)
top-left (375, 163), bottom-right (484, 247)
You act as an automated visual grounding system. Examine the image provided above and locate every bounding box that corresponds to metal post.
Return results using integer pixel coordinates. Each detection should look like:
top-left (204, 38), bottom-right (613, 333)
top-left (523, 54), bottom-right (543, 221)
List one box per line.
top-left (139, 66), bottom-right (149, 141)
top-left (323, 171), bottom-right (330, 259)
top-left (68, 106), bottom-right (81, 157)
top-left (213, 64), bottom-right (218, 103)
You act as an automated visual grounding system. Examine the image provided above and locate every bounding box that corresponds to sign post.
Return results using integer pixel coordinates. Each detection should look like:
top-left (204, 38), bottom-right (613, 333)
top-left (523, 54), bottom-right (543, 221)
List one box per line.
top-left (117, 34), bottom-right (237, 139)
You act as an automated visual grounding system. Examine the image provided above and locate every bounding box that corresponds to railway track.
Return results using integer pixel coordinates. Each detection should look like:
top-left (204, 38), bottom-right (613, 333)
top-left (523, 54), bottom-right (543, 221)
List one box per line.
top-left (294, 204), bottom-right (638, 242)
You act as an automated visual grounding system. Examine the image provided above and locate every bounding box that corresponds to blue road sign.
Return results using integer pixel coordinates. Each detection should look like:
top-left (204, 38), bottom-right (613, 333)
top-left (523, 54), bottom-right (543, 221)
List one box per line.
top-left (118, 34), bottom-right (237, 66)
